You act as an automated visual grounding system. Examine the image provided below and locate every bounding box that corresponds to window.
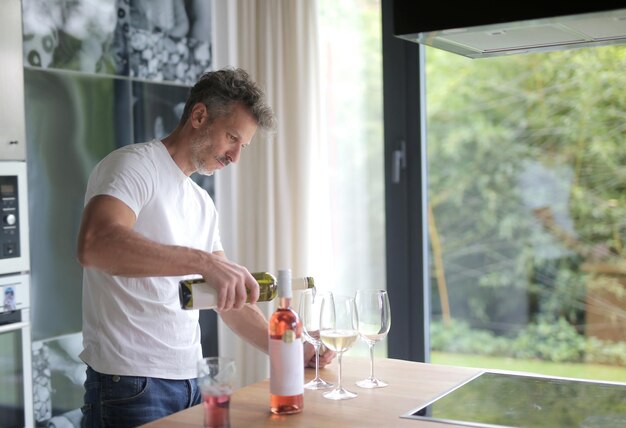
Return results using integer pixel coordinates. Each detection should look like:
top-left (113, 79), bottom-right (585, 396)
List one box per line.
top-left (316, 0), bottom-right (386, 356)
top-left (425, 45), bottom-right (626, 382)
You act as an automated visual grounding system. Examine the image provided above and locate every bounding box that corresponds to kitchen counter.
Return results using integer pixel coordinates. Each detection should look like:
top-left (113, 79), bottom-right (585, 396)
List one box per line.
top-left (141, 357), bottom-right (480, 427)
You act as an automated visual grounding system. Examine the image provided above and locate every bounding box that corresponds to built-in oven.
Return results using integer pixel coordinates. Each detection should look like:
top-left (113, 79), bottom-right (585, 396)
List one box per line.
top-left (1, 275), bottom-right (32, 428)
top-left (0, 161), bottom-right (33, 428)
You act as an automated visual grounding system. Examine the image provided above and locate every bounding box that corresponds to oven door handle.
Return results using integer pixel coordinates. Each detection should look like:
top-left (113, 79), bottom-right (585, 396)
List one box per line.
top-left (0, 321), bottom-right (29, 334)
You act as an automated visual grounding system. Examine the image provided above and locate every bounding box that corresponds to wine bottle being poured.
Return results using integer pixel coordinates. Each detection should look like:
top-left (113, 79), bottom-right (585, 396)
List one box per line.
top-left (179, 272), bottom-right (315, 310)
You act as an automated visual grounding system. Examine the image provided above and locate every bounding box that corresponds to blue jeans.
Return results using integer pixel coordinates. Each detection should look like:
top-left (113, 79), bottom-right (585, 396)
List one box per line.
top-left (81, 366), bottom-right (201, 428)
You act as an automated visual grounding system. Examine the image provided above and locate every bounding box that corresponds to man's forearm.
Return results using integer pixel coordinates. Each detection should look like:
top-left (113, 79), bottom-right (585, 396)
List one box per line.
top-left (77, 194), bottom-right (211, 278)
top-left (78, 222), bottom-right (209, 277)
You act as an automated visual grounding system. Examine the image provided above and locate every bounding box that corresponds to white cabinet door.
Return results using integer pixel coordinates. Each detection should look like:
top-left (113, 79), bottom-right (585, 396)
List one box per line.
top-left (0, 0), bottom-right (27, 160)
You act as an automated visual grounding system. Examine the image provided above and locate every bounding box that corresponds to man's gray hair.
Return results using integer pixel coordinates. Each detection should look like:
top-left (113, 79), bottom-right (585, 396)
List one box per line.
top-left (180, 67), bottom-right (276, 132)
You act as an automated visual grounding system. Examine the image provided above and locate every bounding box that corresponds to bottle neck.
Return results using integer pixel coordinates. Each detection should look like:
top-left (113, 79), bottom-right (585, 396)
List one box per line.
top-left (279, 296), bottom-right (291, 309)
top-left (277, 269), bottom-right (292, 305)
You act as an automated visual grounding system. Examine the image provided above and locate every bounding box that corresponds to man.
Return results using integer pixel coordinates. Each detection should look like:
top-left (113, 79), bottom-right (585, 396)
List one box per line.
top-left (77, 68), bottom-right (334, 427)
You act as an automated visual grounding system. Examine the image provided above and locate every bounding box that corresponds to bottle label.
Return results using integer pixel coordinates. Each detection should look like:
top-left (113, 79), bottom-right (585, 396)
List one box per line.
top-left (191, 282), bottom-right (218, 309)
top-left (269, 337), bottom-right (304, 396)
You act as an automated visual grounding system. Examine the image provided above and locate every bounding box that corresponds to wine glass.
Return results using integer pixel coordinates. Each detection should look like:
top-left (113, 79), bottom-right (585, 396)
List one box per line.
top-left (319, 293), bottom-right (359, 400)
top-left (355, 289), bottom-right (391, 388)
top-left (298, 289), bottom-right (334, 390)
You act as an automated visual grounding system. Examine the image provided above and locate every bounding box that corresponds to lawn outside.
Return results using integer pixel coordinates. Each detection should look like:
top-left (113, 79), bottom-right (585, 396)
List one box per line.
top-left (431, 351), bottom-right (626, 383)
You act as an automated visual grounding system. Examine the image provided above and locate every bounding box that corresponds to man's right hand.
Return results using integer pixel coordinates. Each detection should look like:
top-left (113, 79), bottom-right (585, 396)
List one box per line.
top-left (204, 253), bottom-right (259, 311)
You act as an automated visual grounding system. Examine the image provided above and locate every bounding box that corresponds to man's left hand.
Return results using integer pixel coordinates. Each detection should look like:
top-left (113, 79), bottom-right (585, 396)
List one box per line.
top-left (303, 341), bottom-right (336, 368)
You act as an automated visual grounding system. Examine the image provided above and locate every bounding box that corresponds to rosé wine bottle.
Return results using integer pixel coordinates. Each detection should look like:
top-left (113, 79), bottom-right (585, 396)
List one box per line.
top-left (269, 269), bottom-right (304, 414)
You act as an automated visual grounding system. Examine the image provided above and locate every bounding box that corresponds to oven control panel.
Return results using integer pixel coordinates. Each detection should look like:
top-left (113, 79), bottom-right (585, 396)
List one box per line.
top-left (0, 175), bottom-right (20, 259)
top-left (0, 161), bottom-right (29, 275)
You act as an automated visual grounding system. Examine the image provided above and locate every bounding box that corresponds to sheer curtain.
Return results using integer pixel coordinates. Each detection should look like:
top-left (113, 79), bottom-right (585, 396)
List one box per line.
top-left (213, 0), bottom-right (326, 388)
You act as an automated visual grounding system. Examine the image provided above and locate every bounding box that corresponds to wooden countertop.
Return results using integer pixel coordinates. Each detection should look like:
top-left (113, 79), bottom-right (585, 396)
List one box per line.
top-left (141, 357), bottom-right (481, 427)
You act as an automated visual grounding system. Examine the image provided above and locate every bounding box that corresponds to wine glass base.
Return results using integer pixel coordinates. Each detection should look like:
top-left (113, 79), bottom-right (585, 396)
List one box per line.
top-left (323, 387), bottom-right (358, 400)
top-left (356, 378), bottom-right (388, 389)
top-left (304, 378), bottom-right (334, 390)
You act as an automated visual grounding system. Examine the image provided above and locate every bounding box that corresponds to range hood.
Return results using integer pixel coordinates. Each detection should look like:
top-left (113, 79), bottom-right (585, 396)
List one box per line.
top-left (393, 2), bottom-right (626, 58)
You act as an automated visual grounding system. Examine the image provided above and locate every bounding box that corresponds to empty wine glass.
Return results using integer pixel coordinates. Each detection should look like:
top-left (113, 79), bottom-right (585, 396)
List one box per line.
top-left (319, 293), bottom-right (359, 400)
top-left (355, 289), bottom-right (391, 388)
top-left (299, 289), bottom-right (334, 390)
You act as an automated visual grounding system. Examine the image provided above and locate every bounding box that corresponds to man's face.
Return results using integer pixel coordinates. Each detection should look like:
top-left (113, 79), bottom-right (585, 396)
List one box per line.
top-left (190, 103), bottom-right (258, 176)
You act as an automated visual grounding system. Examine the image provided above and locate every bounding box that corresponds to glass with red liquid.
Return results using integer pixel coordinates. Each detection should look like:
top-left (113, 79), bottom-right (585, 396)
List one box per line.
top-left (198, 357), bottom-right (236, 428)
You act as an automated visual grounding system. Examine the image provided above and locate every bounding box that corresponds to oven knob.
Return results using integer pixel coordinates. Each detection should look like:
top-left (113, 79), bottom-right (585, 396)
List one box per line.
top-left (4, 214), bottom-right (16, 225)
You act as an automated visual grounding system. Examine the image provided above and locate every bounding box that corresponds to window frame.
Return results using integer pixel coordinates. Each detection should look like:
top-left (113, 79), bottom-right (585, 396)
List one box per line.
top-left (381, 0), bottom-right (430, 362)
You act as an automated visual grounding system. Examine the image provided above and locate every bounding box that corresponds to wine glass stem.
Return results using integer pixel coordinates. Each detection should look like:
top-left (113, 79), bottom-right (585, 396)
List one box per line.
top-left (314, 343), bottom-right (321, 379)
top-left (368, 343), bottom-right (375, 380)
top-left (337, 351), bottom-right (344, 390)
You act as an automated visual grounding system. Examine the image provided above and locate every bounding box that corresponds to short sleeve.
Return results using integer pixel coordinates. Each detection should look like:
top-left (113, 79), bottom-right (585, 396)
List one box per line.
top-left (85, 148), bottom-right (156, 217)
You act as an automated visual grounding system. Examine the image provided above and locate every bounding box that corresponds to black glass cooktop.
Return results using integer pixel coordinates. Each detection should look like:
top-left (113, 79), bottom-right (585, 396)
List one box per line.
top-left (402, 371), bottom-right (626, 428)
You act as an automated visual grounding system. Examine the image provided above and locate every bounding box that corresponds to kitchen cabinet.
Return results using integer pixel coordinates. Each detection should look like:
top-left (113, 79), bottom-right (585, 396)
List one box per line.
top-left (0, 0), bottom-right (27, 160)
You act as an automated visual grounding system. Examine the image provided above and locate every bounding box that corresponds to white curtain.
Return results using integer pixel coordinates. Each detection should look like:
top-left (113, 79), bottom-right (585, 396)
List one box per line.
top-left (213, 0), bottom-right (322, 388)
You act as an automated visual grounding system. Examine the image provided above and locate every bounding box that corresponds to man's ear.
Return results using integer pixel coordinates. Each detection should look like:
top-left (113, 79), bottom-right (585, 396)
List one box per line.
top-left (190, 102), bottom-right (208, 128)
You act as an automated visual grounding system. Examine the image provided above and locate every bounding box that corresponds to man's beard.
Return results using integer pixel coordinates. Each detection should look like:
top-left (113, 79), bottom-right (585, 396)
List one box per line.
top-left (190, 133), bottom-right (215, 176)
top-left (196, 167), bottom-right (215, 177)
top-left (191, 154), bottom-right (215, 177)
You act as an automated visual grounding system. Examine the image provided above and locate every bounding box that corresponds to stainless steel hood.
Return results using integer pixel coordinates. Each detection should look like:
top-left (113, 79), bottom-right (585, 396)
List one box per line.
top-left (393, 2), bottom-right (626, 58)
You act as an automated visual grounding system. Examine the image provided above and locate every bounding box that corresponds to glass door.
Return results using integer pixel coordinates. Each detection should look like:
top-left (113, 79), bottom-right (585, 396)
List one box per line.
top-left (424, 45), bottom-right (626, 382)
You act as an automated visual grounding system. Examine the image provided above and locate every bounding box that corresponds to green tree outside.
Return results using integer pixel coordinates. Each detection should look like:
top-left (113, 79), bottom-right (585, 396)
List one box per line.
top-left (426, 45), bottom-right (626, 372)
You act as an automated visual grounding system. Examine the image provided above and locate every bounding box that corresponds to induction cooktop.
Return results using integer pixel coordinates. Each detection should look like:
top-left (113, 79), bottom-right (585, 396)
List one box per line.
top-left (401, 370), bottom-right (626, 428)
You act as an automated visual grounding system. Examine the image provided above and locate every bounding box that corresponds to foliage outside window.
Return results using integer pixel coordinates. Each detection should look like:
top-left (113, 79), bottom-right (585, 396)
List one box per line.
top-left (426, 45), bottom-right (626, 381)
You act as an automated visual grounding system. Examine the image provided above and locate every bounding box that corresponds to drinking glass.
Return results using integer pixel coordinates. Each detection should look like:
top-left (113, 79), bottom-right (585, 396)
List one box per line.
top-left (197, 357), bottom-right (236, 428)
top-left (319, 293), bottom-right (359, 400)
top-left (299, 289), bottom-right (334, 389)
top-left (355, 289), bottom-right (391, 388)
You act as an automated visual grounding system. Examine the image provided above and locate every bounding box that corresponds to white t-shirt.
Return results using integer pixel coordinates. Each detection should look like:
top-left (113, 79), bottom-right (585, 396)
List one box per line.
top-left (79, 140), bottom-right (223, 379)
